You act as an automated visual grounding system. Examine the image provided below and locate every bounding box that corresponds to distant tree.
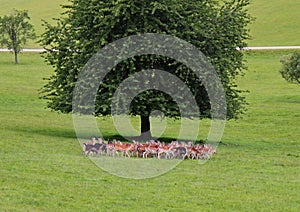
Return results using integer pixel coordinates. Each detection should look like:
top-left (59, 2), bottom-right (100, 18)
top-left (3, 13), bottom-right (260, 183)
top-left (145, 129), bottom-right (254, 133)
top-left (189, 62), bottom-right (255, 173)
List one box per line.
top-left (280, 52), bottom-right (300, 84)
top-left (40, 0), bottom-right (253, 140)
top-left (0, 9), bottom-right (36, 64)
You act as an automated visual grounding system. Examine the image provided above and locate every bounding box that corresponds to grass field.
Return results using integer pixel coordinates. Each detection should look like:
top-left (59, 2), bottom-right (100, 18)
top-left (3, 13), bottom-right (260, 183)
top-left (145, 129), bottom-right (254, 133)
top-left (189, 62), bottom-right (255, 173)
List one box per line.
top-left (0, 0), bottom-right (300, 210)
top-left (0, 0), bottom-right (300, 47)
top-left (0, 51), bottom-right (299, 210)
top-left (247, 0), bottom-right (300, 46)
top-left (0, 0), bottom-right (68, 48)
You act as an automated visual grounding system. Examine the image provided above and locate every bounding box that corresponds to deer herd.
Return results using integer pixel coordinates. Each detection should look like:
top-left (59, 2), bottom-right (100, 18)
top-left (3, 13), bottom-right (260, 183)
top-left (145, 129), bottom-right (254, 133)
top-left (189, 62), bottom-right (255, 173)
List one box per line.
top-left (82, 137), bottom-right (216, 160)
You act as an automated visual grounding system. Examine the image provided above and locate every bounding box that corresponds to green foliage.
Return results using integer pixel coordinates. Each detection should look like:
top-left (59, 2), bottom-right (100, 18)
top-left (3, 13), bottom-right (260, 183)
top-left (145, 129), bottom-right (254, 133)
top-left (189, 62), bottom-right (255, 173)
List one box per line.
top-left (279, 52), bottom-right (300, 84)
top-left (0, 9), bottom-right (36, 64)
top-left (40, 0), bottom-right (253, 135)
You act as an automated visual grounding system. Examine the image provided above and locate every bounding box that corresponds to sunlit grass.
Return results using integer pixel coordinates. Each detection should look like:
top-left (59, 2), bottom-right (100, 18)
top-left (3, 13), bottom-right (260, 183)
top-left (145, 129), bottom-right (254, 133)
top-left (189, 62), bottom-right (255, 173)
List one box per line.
top-left (1, 0), bottom-right (300, 47)
top-left (247, 0), bottom-right (300, 46)
top-left (0, 0), bottom-right (68, 48)
top-left (0, 51), bottom-right (299, 210)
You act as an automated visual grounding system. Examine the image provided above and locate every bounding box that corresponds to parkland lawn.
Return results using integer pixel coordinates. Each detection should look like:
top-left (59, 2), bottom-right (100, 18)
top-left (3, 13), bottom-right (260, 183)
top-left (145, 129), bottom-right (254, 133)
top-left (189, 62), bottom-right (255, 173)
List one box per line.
top-left (0, 50), bottom-right (299, 211)
top-left (1, 0), bottom-right (300, 47)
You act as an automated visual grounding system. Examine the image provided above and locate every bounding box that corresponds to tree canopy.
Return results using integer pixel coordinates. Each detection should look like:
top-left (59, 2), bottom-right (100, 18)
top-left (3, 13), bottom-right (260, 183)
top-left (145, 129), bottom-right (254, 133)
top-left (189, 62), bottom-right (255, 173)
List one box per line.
top-left (0, 9), bottom-right (36, 64)
top-left (40, 0), bottom-right (253, 139)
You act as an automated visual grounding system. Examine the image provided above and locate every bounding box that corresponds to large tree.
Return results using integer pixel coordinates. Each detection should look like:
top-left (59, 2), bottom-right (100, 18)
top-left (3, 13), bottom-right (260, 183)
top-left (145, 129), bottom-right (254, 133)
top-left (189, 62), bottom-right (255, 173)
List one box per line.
top-left (40, 0), bottom-right (253, 140)
top-left (0, 9), bottom-right (36, 64)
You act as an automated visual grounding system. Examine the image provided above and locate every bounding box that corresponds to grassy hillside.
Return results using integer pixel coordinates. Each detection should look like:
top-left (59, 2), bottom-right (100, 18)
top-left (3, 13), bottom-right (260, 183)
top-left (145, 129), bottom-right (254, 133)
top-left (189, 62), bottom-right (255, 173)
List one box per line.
top-left (0, 0), bottom-right (68, 48)
top-left (0, 51), bottom-right (299, 210)
top-left (247, 0), bottom-right (300, 46)
top-left (0, 0), bottom-right (300, 47)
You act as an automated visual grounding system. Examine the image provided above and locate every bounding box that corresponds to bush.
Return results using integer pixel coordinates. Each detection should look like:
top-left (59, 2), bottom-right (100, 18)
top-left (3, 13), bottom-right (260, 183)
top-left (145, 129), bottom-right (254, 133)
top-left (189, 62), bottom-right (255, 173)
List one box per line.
top-left (279, 52), bottom-right (300, 84)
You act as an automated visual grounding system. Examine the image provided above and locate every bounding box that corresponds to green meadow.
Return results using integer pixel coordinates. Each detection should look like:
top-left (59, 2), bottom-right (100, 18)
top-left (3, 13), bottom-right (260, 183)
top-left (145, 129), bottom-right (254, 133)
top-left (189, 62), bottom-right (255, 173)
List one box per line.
top-left (1, 0), bottom-right (300, 47)
top-left (0, 0), bottom-right (68, 48)
top-left (0, 50), bottom-right (299, 210)
top-left (247, 0), bottom-right (300, 46)
top-left (0, 0), bottom-right (300, 211)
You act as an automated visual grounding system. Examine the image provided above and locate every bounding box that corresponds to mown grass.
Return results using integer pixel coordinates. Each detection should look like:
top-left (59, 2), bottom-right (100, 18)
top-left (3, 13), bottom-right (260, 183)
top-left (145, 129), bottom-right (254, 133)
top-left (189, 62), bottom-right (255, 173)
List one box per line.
top-left (247, 0), bottom-right (300, 46)
top-left (0, 51), bottom-right (299, 211)
top-left (0, 0), bottom-right (68, 48)
top-left (1, 0), bottom-right (300, 47)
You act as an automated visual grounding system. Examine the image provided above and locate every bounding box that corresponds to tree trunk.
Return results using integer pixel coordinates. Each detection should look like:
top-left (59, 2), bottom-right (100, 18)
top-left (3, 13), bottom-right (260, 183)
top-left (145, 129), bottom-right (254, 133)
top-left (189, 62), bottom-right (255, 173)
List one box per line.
top-left (14, 51), bottom-right (18, 64)
top-left (140, 115), bottom-right (152, 141)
